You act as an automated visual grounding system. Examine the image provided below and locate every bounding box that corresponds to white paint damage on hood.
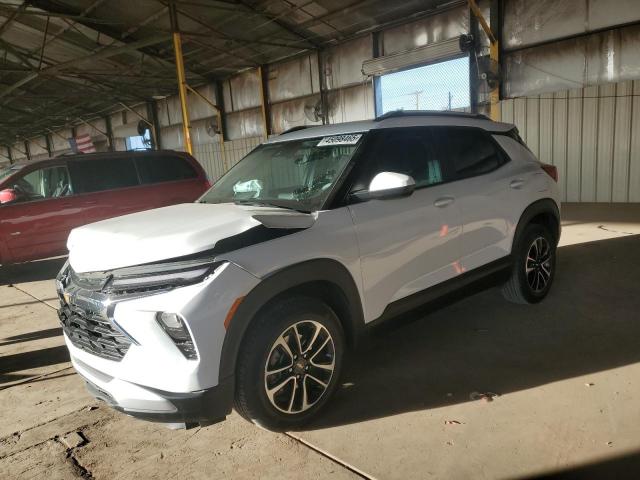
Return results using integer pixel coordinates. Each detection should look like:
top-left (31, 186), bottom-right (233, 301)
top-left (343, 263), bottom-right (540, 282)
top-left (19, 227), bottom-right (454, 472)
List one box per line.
top-left (67, 202), bottom-right (315, 273)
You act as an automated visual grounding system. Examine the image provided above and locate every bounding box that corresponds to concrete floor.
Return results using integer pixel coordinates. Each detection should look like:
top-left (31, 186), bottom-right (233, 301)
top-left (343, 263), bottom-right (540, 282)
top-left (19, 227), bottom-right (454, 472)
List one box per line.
top-left (1, 203), bottom-right (640, 479)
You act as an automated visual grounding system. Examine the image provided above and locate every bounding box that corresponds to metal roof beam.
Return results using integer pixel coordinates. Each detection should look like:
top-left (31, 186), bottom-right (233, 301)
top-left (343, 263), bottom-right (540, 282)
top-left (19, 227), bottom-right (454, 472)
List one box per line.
top-left (235, 0), bottom-right (321, 48)
top-left (0, 0), bottom-right (27, 37)
top-left (29, 0), bottom-right (209, 79)
top-left (0, 33), bottom-right (171, 99)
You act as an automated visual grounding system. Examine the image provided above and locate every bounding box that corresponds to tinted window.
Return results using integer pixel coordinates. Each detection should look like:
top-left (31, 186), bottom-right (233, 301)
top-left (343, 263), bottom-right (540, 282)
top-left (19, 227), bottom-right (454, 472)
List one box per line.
top-left (434, 128), bottom-right (505, 179)
top-left (4, 166), bottom-right (72, 203)
top-left (135, 155), bottom-right (197, 184)
top-left (68, 157), bottom-right (139, 194)
top-left (352, 128), bottom-right (443, 192)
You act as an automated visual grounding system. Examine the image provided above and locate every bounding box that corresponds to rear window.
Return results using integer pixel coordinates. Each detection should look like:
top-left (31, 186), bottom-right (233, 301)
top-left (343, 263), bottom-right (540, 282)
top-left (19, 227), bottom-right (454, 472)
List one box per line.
top-left (68, 157), bottom-right (139, 194)
top-left (135, 155), bottom-right (197, 184)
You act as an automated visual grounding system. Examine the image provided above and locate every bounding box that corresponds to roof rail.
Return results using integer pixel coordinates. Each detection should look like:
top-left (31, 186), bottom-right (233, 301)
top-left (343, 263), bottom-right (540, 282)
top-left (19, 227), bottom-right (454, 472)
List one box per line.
top-left (374, 110), bottom-right (491, 122)
top-left (280, 125), bottom-right (311, 135)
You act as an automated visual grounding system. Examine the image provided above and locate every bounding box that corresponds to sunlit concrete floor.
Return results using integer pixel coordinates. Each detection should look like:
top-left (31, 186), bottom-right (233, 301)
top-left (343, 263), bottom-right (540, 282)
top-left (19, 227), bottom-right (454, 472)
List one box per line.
top-left (1, 203), bottom-right (640, 479)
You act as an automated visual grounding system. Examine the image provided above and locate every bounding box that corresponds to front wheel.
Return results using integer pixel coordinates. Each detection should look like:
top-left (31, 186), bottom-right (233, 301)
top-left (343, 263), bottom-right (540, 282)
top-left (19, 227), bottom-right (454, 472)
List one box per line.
top-left (234, 296), bottom-right (344, 431)
top-left (502, 224), bottom-right (557, 304)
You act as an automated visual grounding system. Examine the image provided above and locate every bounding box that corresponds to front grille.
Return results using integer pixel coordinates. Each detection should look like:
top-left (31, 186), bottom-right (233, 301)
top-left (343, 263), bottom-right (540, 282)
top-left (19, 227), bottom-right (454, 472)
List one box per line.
top-left (58, 303), bottom-right (131, 362)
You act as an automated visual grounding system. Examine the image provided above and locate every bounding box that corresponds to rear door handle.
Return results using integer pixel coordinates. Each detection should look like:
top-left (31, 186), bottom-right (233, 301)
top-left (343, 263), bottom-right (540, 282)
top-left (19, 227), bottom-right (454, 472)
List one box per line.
top-left (510, 179), bottom-right (525, 189)
top-left (434, 196), bottom-right (455, 208)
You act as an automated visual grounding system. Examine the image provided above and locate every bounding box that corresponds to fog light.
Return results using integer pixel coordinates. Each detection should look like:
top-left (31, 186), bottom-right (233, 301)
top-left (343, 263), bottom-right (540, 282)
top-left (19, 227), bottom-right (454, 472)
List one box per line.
top-left (156, 312), bottom-right (197, 360)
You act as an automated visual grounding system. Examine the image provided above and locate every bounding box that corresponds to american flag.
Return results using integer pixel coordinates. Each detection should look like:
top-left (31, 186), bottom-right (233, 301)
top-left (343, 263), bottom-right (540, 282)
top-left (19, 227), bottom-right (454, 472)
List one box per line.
top-left (69, 134), bottom-right (96, 153)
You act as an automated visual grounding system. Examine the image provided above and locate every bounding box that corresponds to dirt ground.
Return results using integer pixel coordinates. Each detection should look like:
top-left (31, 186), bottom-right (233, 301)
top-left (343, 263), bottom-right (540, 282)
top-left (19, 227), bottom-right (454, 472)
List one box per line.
top-left (2, 203), bottom-right (640, 479)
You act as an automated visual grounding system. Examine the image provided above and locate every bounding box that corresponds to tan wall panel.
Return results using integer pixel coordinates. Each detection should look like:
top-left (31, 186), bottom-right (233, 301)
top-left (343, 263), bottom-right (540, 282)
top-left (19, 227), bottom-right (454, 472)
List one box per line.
top-left (629, 81), bottom-right (640, 202)
top-left (595, 84), bottom-right (616, 201)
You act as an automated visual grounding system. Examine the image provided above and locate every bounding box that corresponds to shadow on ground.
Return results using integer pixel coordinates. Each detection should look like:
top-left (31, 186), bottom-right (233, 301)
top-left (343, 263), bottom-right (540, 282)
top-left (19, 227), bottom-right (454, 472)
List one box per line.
top-left (305, 234), bottom-right (640, 430)
top-left (0, 257), bottom-right (66, 286)
top-left (0, 345), bottom-right (70, 384)
top-left (525, 449), bottom-right (640, 479)
top-left (0, 327), bottom-right (63, 347)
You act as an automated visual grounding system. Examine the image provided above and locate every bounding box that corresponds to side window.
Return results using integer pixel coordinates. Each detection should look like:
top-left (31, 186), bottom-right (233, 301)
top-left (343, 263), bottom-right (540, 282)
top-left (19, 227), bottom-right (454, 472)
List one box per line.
top-left (435, 127), bottom-right (506, 179)
top-left (135, 155), bottom-right (197, 184)
top-left (352, 128), bottom-right (443, 192)
top-left (9, 166), bottom-right (72, 203)
top-left (68, 157), bottom-right (139, 194)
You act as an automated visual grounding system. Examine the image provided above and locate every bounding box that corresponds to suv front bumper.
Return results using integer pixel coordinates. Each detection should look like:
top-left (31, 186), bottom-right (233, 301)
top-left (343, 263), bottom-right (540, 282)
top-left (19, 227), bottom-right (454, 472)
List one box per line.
top-left (76, 356), bottom-right (234, 429)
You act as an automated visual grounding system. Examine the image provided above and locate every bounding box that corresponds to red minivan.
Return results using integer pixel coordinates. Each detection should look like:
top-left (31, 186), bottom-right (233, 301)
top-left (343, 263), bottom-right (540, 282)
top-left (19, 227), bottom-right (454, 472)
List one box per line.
top-left (0, 150), bottom-right (210, 265)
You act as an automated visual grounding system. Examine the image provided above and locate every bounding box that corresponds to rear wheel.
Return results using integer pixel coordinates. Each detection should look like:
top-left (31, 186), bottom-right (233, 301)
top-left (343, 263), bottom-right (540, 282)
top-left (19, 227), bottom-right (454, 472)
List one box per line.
top-left (234, 296), bottom-right (344, 431)
top-left (502, 224), bottom-right (556, 304)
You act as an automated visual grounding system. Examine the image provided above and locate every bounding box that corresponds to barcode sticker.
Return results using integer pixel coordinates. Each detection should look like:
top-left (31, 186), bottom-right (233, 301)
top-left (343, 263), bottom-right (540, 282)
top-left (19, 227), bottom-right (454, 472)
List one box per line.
top-left (317, 134), bottom-right (362, 146)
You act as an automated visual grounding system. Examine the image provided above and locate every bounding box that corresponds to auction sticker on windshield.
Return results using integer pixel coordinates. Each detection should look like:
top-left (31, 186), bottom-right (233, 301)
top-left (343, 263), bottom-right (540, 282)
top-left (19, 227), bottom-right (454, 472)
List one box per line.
top-left (317, 134), bottom-right (362, 146)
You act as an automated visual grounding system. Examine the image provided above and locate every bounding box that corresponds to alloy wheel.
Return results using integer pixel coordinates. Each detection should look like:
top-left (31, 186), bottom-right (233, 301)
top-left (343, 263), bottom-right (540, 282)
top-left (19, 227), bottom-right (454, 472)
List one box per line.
top-left (525, 236), bottom-right (553, 292)
top-left (264, 320), bottom-right (335, 414)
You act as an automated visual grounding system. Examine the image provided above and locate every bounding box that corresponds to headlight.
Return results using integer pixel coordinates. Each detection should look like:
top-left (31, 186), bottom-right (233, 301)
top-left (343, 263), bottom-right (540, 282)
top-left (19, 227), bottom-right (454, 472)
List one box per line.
top-left (104, 260), bottom-right (223, 295)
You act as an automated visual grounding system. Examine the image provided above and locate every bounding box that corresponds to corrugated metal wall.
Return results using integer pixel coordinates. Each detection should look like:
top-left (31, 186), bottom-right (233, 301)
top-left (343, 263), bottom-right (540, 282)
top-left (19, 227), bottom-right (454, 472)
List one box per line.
top-left (501, 79), bottom-right (640, 202)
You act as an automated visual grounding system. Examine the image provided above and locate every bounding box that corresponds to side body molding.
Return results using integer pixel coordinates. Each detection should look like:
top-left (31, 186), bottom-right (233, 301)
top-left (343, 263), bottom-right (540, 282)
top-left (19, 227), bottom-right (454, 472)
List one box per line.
top-left (218, 258), bottom-right (365, 382)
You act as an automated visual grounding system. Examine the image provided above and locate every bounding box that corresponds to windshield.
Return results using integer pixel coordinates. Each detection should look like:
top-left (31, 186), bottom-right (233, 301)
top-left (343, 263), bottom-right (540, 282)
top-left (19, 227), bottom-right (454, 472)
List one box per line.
top-left (0, 164), bottom-right (22, 183)
top-left (200, 134), bottom-right (364, 212)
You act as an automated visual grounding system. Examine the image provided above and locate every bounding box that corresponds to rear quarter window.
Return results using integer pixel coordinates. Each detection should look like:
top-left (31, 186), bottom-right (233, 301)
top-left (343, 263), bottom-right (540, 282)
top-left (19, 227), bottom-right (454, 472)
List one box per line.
top-left (433, 127), bottom-right (507, 180)
top-left (68, 157), bottom-right (139, 193)
top-left (135, 155), bottom-right (198, 184)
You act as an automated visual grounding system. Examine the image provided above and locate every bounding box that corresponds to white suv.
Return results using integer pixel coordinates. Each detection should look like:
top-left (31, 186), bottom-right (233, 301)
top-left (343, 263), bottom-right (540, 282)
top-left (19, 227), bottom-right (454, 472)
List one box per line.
top-left (57, 111), bottom-right (561, 431)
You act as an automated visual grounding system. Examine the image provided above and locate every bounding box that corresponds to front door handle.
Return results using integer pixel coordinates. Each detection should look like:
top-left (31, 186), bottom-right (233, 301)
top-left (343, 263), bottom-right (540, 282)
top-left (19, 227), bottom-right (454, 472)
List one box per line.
top-left (434, 196), bottom-right (455, 208)
top-left (510, 179), bottom-right (525, 189)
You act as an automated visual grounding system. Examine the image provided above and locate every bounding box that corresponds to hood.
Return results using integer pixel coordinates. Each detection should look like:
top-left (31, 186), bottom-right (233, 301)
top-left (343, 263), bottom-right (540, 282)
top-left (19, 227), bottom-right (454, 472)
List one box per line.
top-left (67, 203), bottom-right (315, 273)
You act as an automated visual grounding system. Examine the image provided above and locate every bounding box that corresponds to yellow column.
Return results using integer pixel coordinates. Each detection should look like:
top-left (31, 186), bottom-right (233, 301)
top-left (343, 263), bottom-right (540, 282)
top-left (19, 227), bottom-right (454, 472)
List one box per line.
top-left (169, 1), bottom-right (193, 155)
top-left (173, 31), bottom-right (193, 154)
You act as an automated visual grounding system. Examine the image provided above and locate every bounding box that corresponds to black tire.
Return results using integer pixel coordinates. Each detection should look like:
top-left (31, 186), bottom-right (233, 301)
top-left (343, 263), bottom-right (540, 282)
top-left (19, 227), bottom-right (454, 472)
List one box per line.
top-left (234, 296), bottom-right (345, 431)
top-left (502, 223), bottom-right (557, 304)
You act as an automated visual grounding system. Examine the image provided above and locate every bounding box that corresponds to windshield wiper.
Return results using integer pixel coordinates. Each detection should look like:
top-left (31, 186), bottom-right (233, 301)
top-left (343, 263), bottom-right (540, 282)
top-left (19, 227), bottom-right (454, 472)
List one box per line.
top-left (233, 199), bottom-right (310, 213)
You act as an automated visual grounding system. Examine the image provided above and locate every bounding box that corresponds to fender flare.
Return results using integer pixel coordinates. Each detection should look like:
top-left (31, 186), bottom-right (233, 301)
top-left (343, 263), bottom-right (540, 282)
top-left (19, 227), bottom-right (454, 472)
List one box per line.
top-left (512, 198), bottom-right (561, 250)
top-left (218, 258), bottom-right (364, 382)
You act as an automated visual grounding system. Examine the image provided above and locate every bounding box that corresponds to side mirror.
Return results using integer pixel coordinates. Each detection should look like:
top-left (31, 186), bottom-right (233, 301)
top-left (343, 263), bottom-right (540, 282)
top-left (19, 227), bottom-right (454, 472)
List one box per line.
top-left (367, 172), bottom-right (416, 200)
top-left (0, 188), bottom-right (17, 204)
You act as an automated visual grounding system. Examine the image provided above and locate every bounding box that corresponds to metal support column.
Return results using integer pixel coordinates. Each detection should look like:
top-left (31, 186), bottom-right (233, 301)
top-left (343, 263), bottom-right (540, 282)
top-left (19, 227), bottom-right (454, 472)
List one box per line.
top-left (258, 66), bottom-right (271, 139)
top-left (494, 0), bottom-right (504, 103)
top-left (147, 100), bottom-right (162, 150)
top-left (169, 1), bottom-right (193, 154)
top-left (468, 8), bottom-right (480, 114)
top-left (45, 133), bottom-right (53, 157)
top-left (469, 0), bottom-right (500, 121)
top-left (317, 50), bottom-right (329, 124)
top-left (104, 115), bottom-right (115, 151)
top-left (7, 146), bottom-right (13, 164)
top-left (24, 140), bottom-right (31, 161)
top-left (214, 81), bottom-right (229, 171)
